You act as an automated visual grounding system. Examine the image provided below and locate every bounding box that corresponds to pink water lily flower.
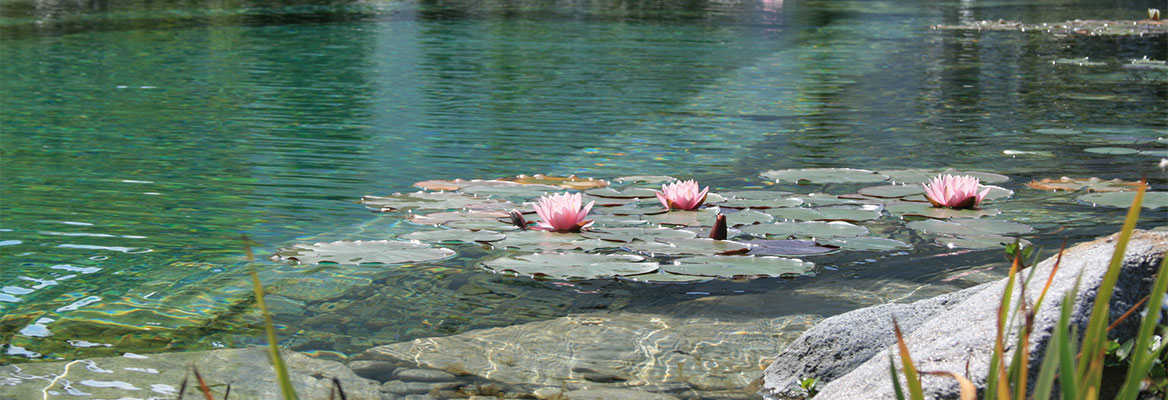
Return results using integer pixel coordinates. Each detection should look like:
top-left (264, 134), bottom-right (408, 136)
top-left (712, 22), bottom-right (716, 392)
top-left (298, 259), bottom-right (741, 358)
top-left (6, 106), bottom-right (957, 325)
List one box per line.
top-left (532, 192), bottom-right (595, 232)
top-left (922, 174), bottom-right (990, 209)
top-left (655, 179), bottom-right (709, 211)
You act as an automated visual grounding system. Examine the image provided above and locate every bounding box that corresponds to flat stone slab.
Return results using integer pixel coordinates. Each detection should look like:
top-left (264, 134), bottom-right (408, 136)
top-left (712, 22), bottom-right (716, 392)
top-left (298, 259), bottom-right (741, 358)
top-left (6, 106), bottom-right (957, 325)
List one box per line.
top-left (354, 311), bottom-right (819, 395)
top-left (0, 347), bottom-right (383, 399)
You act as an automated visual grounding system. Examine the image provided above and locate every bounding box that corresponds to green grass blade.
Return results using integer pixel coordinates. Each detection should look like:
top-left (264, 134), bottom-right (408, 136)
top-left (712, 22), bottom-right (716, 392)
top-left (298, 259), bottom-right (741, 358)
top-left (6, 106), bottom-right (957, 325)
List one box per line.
top-left (890, 355), bottom-right (906, 400)
top-left (893, 318), bottom-right (925, 400)
top-left (1075, 184), bottom-right (1144, 393)
top-left (1033, 319), bottom-right (1061, 400)
top-left (243, 235), bottom-right (298, 400)
top-left (1058, 274), bottom-right (1083, 400)
top-left (987, 250), bottom-right (1021, 400)
top-left (1116, 254), bottom-right (1168, 400)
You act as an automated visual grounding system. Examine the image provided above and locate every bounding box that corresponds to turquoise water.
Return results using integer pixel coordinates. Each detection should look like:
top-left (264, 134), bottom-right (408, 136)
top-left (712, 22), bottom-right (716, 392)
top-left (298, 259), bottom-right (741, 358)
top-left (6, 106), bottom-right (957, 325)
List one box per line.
top-left (1, 0), bottom-right (1166, 371)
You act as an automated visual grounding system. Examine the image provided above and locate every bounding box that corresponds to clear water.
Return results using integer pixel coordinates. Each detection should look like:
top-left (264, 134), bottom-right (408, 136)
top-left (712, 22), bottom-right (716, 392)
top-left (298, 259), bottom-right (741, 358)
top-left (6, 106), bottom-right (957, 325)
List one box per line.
top-left (1, 0), bottom-right (1165, 378)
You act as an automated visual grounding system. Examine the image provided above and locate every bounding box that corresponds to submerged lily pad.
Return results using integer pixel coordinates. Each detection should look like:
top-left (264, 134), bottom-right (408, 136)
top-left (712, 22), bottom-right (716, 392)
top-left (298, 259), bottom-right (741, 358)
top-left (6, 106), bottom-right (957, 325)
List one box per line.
top-left (742, 239), bottom-right (840, 256)
top-left (1034, 128), bottom-right (1081, 135)
top-left (1084, 147), bottom-right (1139, 155)
top-left (822, 237), bottom-right (911, 251)
top-left (481, 253), bottom-right (658, 281)
top-left (580, 227), bottom-right (697, 243)
top-left (886, 202), bottom-right (1001, 219)
top-left (663, 256), bottom-right (814, 279)
top-left (761, 168), bottom-right (890, 184)
top-left (1076, 191), bottom-right (1168, 209)
top-left (614, 175), bottom-right (676, 184)
top-left (400, 229), bottom-right (507, 243)
top-left (741, 221), bottom-right (868, 239)
top-left (272, 240), bottom-right (455, 265)
top-left (906, 218), bottom-right (1034, 236)
top-left (1026, 177), bottom-right (1148, 192)
top-left (500, 174), bottom-right (609, 190)
top-left (618, 271), bottom-right (715, 284)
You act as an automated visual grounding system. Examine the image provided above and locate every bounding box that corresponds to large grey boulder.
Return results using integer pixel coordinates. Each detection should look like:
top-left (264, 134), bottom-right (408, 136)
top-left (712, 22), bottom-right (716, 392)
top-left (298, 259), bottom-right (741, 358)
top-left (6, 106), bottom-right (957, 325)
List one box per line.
top-left (761, 230), bottom-right (1167, 399)
top-left (0, 346), bottom-right (384, 399)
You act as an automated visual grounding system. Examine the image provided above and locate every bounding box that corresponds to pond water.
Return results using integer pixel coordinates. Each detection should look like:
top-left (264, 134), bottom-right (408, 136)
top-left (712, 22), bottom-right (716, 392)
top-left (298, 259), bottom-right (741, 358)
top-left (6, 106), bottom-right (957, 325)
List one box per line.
top-left (1, 0), bottom-right (1166, 394)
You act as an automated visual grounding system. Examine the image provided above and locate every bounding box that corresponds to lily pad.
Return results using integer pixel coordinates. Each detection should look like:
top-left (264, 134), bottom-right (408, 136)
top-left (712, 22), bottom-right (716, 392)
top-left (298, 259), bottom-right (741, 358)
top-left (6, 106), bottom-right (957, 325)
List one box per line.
top-left (764, 207), bottom-right (825, 221)
top-left (886, 202), bottom-right (1001, 219)
top-left (663, 256), bottom-right (814, 279)
top-left (822, 237), bottom-right (911, 251)
top-left (500, 174), bottom-right (609, 190)
top-left (1084, 147), bottom-right (1139, 155)
top-left (642, 208), bottom-right (722, 227)
top-left (624, 238), bottom-right (751, 256)
top-left (1026, 177), bottom-right (1148, 192)
top-left (1140, 149), bottom-right (1168, 157)
top-left (585, 187), bottom-right (660, 199)
top-left (761, 168), bottom-right (890, 184)
top-left (717, 190), bottom-right (794, 200)
top-left (481, 253), bottom-right (658, 281)
top-left (1052, 57), bottom-right (1107, 66)
top-left (880, 169), bottom-right (1010, 185)
top-left (712, 197), bottom-right (804, 209)
top-left (491, 230), bottom-right (609, 252)
top-left (443, 219), bottom-right (519, 231)
top-left (581, 195), bottom-right (640, 207)
top-left (408, 211), bottom-right (509, 225)
top-left (580, 227), bottom-right (697, 243)
top-left (400, 229), bottom-right (507, 244)
top-left (1034, 128), bottom-right (1081, 135)
top-left (723, 209), bottom-right (776, 226)
top-left (937, 235), bottom-right (1032, 250)
top-left (271, 240), bottom-right (455, 265)
top-left (587, 215), bottom-right (651, 228)
top-left (362, 191), bottom-right (503, 212)
top-left (1003, 150), bottom-right (1056, 157)
top-left (618, 272), bottom-right (715, 284)
top-left (857, 184), bottom-right (925, 199)
top-left (741, 221), bottom-right (868, 239)
top-left (814, 205), bottom-right (883, 222)
top-left (742, 239), bottom-right (841, 256)
top-left (1076, 191), bottom-right (1168, 209)
top-left (906, 218), bottom-right (1034, 236)
top-left (458, 184), bottom-right (562, 199)
top-left (788, 193), bottom-right (862, 206)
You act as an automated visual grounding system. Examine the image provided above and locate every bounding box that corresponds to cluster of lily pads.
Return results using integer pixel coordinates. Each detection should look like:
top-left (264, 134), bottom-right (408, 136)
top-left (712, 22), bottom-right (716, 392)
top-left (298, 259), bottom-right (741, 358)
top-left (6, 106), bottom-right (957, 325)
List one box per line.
top-left (269, 168), bottom-right (1164, 284)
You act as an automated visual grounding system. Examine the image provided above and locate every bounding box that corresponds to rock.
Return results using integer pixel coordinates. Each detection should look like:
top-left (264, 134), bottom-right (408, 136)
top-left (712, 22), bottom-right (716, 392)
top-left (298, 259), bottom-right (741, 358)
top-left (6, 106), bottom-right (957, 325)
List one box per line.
top-left (559, 388), bottom-right (681, 399)
top-left (380, 379), bottom-right (461, 395)
top-left (349, 360), bottom-right (398, 382)
top-left (394, 368), bottom-right (458, 382)
top-left (760, 282), bottom-right (988, 398)
top-left (763, 230), bottom-right (1167, 399)
top-left (354, 312), bottom-right (816, 393)
top-left (0, 346), bottom-right (384, 399)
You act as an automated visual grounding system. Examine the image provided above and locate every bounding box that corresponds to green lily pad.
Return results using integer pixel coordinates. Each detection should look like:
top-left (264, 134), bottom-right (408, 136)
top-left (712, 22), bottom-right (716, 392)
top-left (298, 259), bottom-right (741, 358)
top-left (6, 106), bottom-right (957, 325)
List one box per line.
top-left (717, 190), bottom-right (794, 200)
top-left (1052, 57), bottom-right (1107, 66)
top-left (1140, 149), bottom-right (1168, 157)
top-left (642, 208), bottom-right (722, 227)
top-left (587, 215), bottom-right (651, 228)
top-left (814, 206), bottom-right (883, 222)
top-left (760, 168), bottom-right (890, 184)
top-left (886, 202), bottom-right (1001, 219)
top-left (618, 272), bottom-right (715, 284)
top-left (362, 191), bottom-right (503, 212)
top-left (1084, 147), bottom-right (1139, 155)
top-left (272, 240), bottom-right (456, 265)
top-left (408, 211), bottom-right (510, 225)
top-left (712, 197), bottom-right (804, 209)
top-left (400, 229), bottom-right (507, 243)
top-left (937, 235), bottom-right (1031, 250)
top-left (501, 174), bottom-right (609, 190)
top-left (584, 187), bottom-right (660, 199)
top-left (580, 227), bottom-right (697, 243)
top-left (458, 184), bottom-right (562, 199)
top-left (724, 209), bottom-right (776, 226)
top-left (822, 237), bottom-right (911, 251)
top-left (1003, 150), bottom-right (1056, 157)
top-left (857, 184), bottom-right (925, 199)
top-left (906, 218), bottom-right (1034, 236)
top-left (1076, 191), bottom-right (1168, 209)
top-left (741, 221), bottom-right (868, 239)
top-left (879, 169), bottom-right (1010, 185)
top-left (614, 176), bottom-right (676, 184)
top-left (491, 230), bottom-right (609, 251)
top-left (764, 207), bottom-right (825, 221)
top-left (788, 193), bottom-right (862, 206)
top-left (1034, 128), bottom-right (1081, 135)
top-left (481, 253), bottom-right (658, 281)
top-left (742, 239), bottom-right (840, 256)
top-left (581, 195), bottom-right (640, 207)
top-left (443, 219), bottom-right (519, 231)
top-left (664, 256), bottom-right (814, 279)
top-left (624, 238), bottom-right (751, 256)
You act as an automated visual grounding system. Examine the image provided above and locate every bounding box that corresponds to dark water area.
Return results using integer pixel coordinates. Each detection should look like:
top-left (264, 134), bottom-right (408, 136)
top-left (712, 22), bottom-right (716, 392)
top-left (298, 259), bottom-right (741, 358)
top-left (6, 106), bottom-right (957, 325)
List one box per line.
top-left (1, 0), bottom-right (1166, 379)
